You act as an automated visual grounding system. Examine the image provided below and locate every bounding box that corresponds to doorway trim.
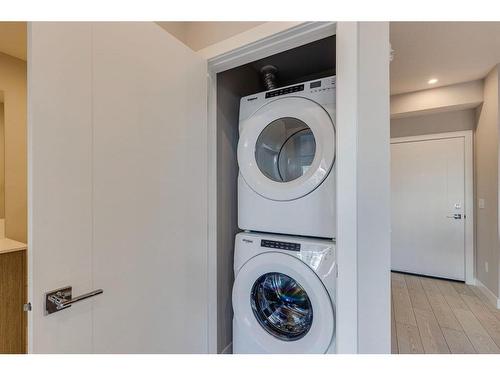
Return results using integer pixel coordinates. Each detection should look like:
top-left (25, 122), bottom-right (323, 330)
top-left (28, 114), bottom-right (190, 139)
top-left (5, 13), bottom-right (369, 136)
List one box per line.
top-left (205, 21), bottom-right (348, 354)
top-left (390, 130), bottom-right (474, 284)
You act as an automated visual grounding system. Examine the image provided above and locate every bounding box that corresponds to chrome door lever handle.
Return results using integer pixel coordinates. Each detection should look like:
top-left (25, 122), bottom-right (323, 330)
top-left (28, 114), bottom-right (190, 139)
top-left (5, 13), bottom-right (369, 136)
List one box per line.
top-left (45, 286), bottom-right (103, 315)
top-left (446, 214), bottom-right (463, 219)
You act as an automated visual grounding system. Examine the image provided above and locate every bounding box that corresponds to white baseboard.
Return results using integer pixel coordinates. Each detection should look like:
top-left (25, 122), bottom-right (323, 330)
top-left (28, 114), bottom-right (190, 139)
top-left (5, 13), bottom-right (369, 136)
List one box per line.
top-left (221, 342), bottom-right (233, 354)
top-left (473, 278), bottom-right (500, 309)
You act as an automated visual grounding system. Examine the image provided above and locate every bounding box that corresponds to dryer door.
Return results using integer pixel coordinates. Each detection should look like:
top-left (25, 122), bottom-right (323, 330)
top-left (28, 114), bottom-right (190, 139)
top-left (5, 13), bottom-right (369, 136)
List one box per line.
top-left (238, 97), bottom-right (335, 201)
top-left (233, 252), bottom-right (335, 353)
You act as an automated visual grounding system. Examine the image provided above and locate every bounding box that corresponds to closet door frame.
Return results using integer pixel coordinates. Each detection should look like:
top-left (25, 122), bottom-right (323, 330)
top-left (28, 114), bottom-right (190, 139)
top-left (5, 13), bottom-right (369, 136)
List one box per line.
top-left (206, 21), bottom-right (391, 354)
top-left (204, 22), bottom-right (351, 353)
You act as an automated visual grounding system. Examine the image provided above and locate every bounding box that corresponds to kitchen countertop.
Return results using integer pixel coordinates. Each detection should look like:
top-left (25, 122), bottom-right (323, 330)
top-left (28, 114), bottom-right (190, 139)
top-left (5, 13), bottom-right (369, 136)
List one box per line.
top-left (0, 238), bottom-right (27, 255)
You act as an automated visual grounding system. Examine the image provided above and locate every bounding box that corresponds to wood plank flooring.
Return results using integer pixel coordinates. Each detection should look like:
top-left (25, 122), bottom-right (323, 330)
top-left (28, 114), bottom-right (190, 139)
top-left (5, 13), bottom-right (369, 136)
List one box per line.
top-left (391, 272), bottom-right (500, 354)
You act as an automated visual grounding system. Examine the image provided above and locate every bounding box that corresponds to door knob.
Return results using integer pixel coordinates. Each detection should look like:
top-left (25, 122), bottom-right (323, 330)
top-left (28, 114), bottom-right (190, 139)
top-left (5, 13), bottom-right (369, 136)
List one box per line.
top-left (45, 286), bottom-right (103, 315)
top-left (446, 214), bottom-right (463, 219)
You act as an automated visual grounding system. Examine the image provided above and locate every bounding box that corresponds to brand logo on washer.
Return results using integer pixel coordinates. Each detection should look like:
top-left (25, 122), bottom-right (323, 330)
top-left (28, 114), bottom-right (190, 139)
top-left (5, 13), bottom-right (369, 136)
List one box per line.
top-left (247, 97), bottom-right (257, 101)
top-left (242, 238), bottom-right (253, 243)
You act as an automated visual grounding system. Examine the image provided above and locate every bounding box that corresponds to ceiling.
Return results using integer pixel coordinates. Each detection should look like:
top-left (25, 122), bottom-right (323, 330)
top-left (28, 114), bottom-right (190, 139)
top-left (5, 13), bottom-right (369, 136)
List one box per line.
top-left (0, 22), bottom-right (26, 61)
top-left (1, 22), bottom-right (259, 60)
top-left (391, 22), bottom-right (500, 95)
top-left (157, 22), bottom-right (264, 51)
top-left (2, 22), bottom-right (499, 96)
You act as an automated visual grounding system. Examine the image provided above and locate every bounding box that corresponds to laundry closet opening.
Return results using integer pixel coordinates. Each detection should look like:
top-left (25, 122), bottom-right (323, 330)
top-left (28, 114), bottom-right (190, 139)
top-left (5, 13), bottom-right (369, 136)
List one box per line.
top-left (214, 35), bottom-right (336, 353)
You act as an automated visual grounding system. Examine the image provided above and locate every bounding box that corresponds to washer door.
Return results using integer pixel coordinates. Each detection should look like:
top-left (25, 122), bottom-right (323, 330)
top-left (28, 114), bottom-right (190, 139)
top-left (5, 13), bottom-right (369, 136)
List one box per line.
top-left (233, 252), bottom-right (334, 353)
top-left (238, 97), bottom-right (335, 201)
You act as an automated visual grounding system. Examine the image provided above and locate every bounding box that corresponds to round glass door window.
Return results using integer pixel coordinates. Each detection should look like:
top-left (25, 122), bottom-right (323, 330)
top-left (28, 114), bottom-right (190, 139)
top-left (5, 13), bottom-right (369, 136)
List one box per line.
top-left (251, 272), bottom-right (313, 341)
top-left (255, 117), bottom-right (316, 183)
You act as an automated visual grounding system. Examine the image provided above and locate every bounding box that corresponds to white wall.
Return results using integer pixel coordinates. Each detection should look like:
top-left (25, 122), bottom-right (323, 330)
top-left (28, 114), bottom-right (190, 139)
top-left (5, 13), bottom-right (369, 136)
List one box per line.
top-left (391, 109), bottom-right (476, 138)
top-left (29, 22), bottom-right (209, 354)
top-left (475, 65), bottom-right (500, 297)
top-left (391, 80), bottom-right (483, 119)
top-left (29, 22), bottom-right (94, 353)
top-left (356, 22), bottom-right (391, 353)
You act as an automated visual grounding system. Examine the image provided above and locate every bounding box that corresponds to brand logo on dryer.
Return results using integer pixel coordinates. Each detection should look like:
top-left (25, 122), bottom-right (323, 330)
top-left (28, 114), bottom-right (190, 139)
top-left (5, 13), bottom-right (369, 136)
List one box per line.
top-left (246, 97), bottom-right (258, 101)
top-left (242, 238), bottom-right (254, 243)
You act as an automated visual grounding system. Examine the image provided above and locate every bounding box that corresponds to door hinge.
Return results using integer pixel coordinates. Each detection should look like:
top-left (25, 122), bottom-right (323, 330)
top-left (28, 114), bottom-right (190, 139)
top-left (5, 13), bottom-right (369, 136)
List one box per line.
top-left (23, 302), bottom-right (32, 312)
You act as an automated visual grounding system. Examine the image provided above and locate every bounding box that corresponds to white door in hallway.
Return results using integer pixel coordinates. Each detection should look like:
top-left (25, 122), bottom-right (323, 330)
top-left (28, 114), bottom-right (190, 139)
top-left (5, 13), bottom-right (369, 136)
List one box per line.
top-left (391, 136), bottom-right (465, 280)
top-left (29, 22), bottom-right (208, 353)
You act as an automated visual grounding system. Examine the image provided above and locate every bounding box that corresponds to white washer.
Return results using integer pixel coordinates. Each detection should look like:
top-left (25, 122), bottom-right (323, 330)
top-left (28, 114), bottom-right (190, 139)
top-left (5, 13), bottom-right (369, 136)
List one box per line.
top-left (238, 76), bottom-right (336, 238)
top-left (232, 232), bottom-right (336, 354)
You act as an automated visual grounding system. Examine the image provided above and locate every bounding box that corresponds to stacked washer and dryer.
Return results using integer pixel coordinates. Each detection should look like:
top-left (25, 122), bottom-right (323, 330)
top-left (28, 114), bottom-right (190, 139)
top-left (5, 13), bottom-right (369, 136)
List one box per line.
top-left (232, 74), bottom-right (337, 354)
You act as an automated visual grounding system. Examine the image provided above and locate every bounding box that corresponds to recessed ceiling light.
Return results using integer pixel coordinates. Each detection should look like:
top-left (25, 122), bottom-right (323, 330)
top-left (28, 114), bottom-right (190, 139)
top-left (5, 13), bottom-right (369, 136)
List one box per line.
top-left (428, 78), bottom-right (438, 85)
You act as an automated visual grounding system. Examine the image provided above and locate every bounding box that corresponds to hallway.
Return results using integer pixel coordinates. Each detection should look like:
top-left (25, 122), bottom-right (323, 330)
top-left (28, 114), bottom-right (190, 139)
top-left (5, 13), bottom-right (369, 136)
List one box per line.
top-left (392, 272), bottom-right (500, 353)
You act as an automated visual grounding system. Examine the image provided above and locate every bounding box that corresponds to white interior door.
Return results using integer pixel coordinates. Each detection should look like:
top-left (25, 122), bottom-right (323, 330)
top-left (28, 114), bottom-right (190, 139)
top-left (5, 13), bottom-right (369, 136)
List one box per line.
top-left (391, 136), bottom-right (465, 280)
top-left (29, 22), bottom-right (208, 353)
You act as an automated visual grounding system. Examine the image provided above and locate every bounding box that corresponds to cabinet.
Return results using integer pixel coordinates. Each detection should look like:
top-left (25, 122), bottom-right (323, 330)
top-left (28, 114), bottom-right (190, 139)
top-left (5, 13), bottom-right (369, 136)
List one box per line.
top-left (0, 245), bottom-right (27, 353)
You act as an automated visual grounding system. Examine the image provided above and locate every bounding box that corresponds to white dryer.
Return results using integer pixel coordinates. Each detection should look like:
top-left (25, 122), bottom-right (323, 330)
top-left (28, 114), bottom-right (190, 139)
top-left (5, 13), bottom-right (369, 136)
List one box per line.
top-left (232, 232), bottom-right (336, 354)
top-left (238, 76), bottom-right (336, 239)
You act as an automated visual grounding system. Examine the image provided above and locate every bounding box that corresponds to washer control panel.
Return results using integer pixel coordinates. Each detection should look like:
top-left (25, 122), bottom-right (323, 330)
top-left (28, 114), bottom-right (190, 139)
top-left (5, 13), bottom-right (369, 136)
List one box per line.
top-left (261, 239), bottom-right (301, 251)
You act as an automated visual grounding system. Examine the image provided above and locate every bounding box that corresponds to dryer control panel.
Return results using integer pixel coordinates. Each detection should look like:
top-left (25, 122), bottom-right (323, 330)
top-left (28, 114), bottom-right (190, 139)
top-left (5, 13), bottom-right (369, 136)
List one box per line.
top-left (261, 239), bottom-right (301, 251)
top-left (265, 84), bottom-right (304, 98)
top-left (239, 75), bottom-right (336, 122)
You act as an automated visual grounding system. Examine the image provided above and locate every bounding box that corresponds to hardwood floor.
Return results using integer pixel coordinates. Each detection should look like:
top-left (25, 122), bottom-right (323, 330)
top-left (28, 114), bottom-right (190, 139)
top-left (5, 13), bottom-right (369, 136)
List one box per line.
top-left (391, 272), bottom-right (500, 354)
